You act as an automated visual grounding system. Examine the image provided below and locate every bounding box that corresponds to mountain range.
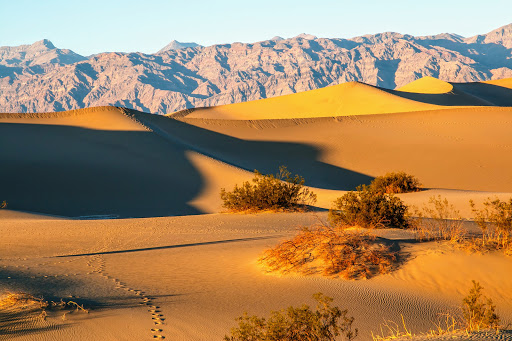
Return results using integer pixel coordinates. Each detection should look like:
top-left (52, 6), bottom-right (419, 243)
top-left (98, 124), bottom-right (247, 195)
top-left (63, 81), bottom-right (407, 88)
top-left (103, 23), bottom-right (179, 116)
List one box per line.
top-left (1, 23), bottom-right (511, 114)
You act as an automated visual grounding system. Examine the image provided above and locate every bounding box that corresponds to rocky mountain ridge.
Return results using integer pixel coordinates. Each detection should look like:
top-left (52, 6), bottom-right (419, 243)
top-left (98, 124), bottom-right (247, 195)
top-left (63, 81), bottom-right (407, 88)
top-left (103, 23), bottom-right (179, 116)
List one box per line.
top-left (1, 24), bottom-right (511, 114)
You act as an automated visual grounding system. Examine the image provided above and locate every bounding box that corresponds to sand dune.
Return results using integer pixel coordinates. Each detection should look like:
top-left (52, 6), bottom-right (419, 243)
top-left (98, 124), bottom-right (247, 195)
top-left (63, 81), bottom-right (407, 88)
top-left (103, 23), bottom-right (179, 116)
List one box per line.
top-left (1, 77), bottom-right (512, 340)
top-left (170, 77), bottom-right (512, 120)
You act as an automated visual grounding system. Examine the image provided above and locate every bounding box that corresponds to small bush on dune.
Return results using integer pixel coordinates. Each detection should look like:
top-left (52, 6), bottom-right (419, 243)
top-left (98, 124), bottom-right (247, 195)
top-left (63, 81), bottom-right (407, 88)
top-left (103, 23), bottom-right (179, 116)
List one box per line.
top-left (410, 195), bottom-right (466, 243)
top-left (470, 197), bottom-right (512, 253)
top-left (260, 226), bottom-right (397, 279)
top-left (369, 172), bottom-right (421, 195)
top-left (0, 200), bottom-right (6, 209)
top-left (329, 185), bottom-right (409, 229)
top-left (462, 280), bottom-right (500, 331)
top-left (224, 293), bottom-right (358, 341)
top-left (220, 166), bottom-right (317, 212)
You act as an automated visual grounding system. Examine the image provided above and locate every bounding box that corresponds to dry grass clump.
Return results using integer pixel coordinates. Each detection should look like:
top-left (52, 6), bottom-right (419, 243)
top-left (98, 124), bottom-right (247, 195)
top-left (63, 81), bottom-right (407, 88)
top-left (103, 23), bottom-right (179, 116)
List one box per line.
top-left (0, 292), bottom-right (88, 321)
top-left (410, 195), bottom-right (467, 243)
top-left (372, 280), bottom-right (500, 340)
top-left (260, 226), bottom-right (398, 279)
top-left (0, 293), bottom-right (44, 309)
top-left (225, 293), bottom-right (358, 341)
top-left (220, 166), bottom-right (317, 213)
top-left (369, 172), bottom-right (421, 195)
top-left (329, 185), bottom-right (409, 229)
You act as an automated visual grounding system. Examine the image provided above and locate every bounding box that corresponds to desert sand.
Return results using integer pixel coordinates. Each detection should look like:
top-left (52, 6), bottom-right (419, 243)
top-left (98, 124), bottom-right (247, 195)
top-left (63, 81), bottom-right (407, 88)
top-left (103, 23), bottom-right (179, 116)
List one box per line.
top-left (1, 78), bottom-right (512, 340)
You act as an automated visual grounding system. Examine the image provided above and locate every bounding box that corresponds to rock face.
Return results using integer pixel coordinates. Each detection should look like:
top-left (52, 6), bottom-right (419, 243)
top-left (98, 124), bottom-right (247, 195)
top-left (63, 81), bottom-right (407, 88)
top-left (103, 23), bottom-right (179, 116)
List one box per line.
top-left (1, 24), bottom-right (512, 114)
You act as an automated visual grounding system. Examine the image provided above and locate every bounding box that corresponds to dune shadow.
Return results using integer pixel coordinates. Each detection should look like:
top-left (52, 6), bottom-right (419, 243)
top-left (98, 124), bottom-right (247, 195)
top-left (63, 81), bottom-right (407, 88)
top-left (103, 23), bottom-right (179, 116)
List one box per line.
top-left (384, 80), bottom-right (512, 107)
top-left (0, 122), bottom-right (204, 218)
top-left (138, 112), bottom-right (373, 191)
top-left (54, 235), bottom-right (280, 258)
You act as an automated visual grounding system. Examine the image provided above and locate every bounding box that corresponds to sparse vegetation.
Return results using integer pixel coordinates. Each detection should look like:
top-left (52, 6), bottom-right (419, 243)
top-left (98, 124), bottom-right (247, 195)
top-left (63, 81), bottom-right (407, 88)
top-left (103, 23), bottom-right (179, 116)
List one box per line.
top-left (372, 280), bottom-right (501, 340)
top-left (328, 185), bottom-right (409, 229)
top-left (470, 197), bottom-right (512, 254)
top-left (369, 172), bottom-right (421, 195)
top-left (224, 293), bottom-right (358, 341)
top-left (260, 226), bottom-right (398, 279)
top-left (0, 200), bottom-right (6, 209)
top-left (410, 195), bottom-right (466, 243)
top-left (220, 166), bottom-right (317, 212)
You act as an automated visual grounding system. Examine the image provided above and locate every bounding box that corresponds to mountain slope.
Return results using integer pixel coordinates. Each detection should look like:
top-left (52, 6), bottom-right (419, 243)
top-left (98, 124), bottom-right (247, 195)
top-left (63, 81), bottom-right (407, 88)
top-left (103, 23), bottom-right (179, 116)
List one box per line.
top-left (0, 24), bottom-right (512, 114)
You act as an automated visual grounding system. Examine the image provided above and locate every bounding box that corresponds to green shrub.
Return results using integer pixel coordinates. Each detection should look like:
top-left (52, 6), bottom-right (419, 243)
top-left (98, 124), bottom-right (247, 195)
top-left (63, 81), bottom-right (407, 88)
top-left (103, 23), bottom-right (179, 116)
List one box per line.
top-left (328, 185), bottom-right (409, 229)
top-left (220, 166), bottom-right (317, 212)
top-left (224, 293), bottom-right (358, 341)
top-left (369, 172), bottom-right (421, 195)
top-left (462, 280), bottom-right (500, 331)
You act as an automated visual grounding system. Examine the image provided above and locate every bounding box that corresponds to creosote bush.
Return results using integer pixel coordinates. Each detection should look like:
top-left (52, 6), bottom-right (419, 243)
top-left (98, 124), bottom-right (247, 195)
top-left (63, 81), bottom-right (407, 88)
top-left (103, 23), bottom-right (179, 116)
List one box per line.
top-left (369, 172), bottom-right (421, 195)
top-left (224, 293), bottom-right (358, 341)
top-left (260, 226), bottom-right (397, 279)
top-left (329, 185), bottom-right (409, 229)
top-left (220, 166), bottom-right (317, 212)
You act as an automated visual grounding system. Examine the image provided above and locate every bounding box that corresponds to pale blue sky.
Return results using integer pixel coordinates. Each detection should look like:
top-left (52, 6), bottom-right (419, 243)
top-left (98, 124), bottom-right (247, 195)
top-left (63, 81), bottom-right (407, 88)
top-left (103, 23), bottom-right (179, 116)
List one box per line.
top-left (1, 0), bottom-right (511, 56)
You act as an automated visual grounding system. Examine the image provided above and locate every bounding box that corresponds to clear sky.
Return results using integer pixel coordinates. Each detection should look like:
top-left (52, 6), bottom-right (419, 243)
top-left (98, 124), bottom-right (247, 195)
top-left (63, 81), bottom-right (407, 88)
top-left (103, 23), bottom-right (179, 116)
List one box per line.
top-left (1, 0), bottom-right (511, 56)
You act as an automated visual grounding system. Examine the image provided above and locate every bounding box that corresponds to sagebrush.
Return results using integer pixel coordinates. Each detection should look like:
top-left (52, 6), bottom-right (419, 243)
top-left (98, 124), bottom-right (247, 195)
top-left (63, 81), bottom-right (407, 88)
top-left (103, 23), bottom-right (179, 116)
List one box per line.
top-left (329, 185), bottom-right (409, 229)
top-left (224, 293), bottom-right (358, 341)
top-left (260, 226), bottom-right (398, 279)
top-left (220, 166), bottom-right (317, 212)
top-left (370, 172), bottom-right (421, 195)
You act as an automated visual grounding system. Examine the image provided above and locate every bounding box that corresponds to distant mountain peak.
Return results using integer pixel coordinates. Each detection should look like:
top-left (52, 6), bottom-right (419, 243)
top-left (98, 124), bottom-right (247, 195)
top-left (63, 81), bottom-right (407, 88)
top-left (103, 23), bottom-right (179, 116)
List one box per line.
top-left (271, 36), bottom-right (284, 41)
top-left (294, 33), bottom-right (317, 40)
top-left (157, 40), bottom-right (201, 53)
top-left (33, 39), bottom-right (56, 49)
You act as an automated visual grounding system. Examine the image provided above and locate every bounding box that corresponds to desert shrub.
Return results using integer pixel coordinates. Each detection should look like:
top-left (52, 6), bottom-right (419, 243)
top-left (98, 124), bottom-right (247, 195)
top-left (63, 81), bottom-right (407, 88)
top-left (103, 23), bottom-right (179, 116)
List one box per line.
top-left (410, 196), bottom-right (466, 243)
top-left (224, 293), bottom-right (358, 341)
top-left (470, 198), bottom-right (512, 252)
top-left (0, 200), bottom-right (6, 209)
top-left (462, 280), bottom-right (500, 331)
top-left (369, 172), bottom-right (421, 195)
top-left (328, 185), bottom-right (409, 229)
top-left (260, 226), bottom-right (397, 279)
top-left (220, 166), bottom-right (317, 212)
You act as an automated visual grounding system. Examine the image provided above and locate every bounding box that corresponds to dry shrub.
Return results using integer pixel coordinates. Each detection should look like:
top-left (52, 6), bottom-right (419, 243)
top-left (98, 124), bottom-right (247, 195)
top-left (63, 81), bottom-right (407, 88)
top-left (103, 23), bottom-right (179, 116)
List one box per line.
top-left (224, 293), bottom-right (358, 341)
top-left (369, 172), bottom-right (421, 195)
top-left (0, 200), bottom-right (6, 209)
top-left (260, 226), bottom-right (398, 280)
top-left (372, 280), bottom-right (500, 340)
top-left (220, 166), bottom-right (317, 212)
top-left (329, 186), bottom-right (409, 229)
top-left (0, 293), bottom-right (44, 309)
top-left (470, 197), bottom-right (512, 254)
top-left (410, 195), bottom-right (467, 243)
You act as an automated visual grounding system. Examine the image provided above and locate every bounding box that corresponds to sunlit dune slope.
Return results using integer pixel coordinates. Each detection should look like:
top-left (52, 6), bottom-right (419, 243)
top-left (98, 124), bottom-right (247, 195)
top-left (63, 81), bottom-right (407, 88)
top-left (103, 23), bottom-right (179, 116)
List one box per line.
top-left (165, 106), bottom-right (512, 193)
top-left (172, 77), bottom-right (512, 120)
top-left (170, 81), bottom-right (445, 120)
top-left (396, 76), bottom-right (454, 94)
